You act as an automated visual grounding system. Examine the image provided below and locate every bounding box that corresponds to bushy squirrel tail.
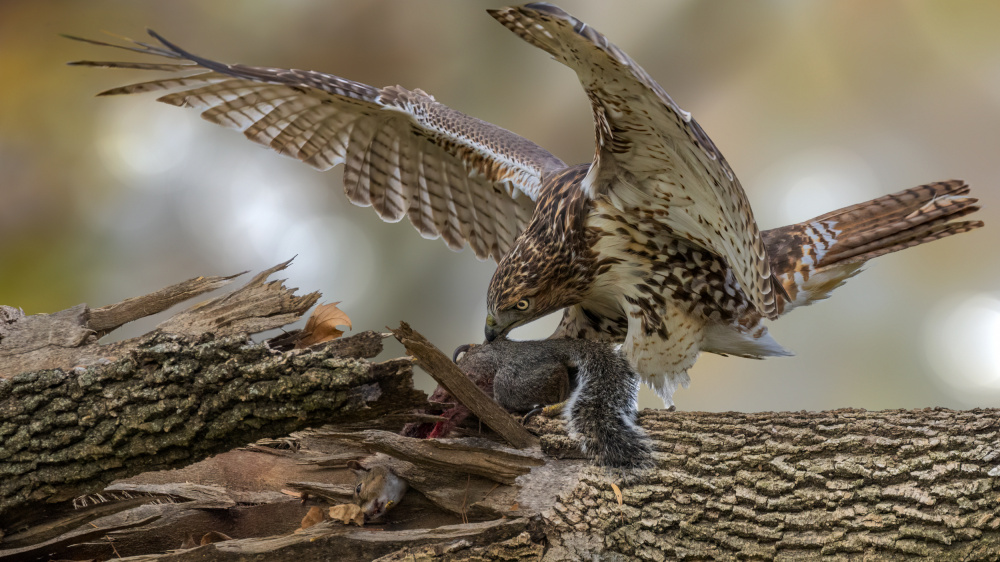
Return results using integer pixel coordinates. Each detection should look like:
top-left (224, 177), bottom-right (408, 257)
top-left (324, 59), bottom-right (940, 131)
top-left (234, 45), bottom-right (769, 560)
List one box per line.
top-left (450, 337), bottom-right (652, 471)
top-left (565, 345), bottom-right (652, 470)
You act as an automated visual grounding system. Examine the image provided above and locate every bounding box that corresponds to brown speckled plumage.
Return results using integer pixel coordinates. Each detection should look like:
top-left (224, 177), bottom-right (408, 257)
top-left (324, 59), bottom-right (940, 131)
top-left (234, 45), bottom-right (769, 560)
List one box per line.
top-left (67, 30), bottom-right (563, 262)
top-left (489, 4), bottom-right (785, 321)
top-left (69, 6), bottom-right (983, 406)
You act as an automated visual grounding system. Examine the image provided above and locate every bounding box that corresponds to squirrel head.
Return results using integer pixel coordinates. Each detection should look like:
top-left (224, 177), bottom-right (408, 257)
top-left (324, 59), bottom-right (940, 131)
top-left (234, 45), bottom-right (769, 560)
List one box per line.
top-left (347, 461), bottom-right (408, 523)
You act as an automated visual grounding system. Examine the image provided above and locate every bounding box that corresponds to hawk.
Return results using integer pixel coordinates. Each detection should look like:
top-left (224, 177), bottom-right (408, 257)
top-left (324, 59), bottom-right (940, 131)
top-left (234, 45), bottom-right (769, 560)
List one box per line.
top-left (69, 4), bottom-right (982, 405)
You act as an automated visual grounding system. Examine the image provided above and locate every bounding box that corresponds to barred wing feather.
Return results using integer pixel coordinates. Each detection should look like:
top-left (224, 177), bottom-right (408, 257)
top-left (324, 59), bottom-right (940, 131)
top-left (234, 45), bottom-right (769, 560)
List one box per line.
top-left (67, 31), bottom-right (564, 262)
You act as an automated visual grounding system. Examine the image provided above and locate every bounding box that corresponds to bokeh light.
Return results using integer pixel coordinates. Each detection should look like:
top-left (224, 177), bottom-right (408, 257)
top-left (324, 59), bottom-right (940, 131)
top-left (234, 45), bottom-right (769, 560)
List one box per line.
top-left (97, 101), bottom-right (195, 180)
top-left (752, 146), bottom-right (881, 227)
top-left (925, 293), bottom-right (1000, 399)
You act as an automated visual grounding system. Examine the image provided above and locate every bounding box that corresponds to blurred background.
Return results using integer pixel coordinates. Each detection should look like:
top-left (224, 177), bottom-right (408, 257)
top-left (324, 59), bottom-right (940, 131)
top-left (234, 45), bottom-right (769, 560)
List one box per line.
top-left (2, 1), bottom-right (998, 412)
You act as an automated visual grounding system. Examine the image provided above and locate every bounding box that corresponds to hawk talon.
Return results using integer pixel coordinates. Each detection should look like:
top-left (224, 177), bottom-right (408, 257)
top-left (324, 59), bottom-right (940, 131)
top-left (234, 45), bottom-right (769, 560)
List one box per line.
top-left (520, 401), bottom-right (566, 424)
top-left (520, 407), bottom-right (544, 425)
top-left (452, 343), bottom-right (475, 363)
top-left (540, 401), bottom-right (566, 419)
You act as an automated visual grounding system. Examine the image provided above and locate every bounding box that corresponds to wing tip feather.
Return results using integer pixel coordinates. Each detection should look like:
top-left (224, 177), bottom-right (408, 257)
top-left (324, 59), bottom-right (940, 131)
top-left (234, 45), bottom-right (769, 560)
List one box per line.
top-left (73, 23), bottom-right (543, 263)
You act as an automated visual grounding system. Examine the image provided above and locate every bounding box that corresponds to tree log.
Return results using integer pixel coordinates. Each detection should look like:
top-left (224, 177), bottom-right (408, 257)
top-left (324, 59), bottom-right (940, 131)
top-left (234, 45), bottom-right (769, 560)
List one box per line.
top-left (3, 264), bottom-right (999, 561)
top-left (0, 262), bottom-right (427, 528)
top-left (529, 408), bottom-right (1000, 561)
top-left (7, 408), bottom-right (995, 561)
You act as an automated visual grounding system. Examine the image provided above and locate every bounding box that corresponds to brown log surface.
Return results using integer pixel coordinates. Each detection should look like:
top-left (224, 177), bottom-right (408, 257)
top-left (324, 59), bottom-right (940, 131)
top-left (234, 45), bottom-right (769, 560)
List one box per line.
top-left (3, 265), bottom-right (999, 561)
top-left (0, 263), bottom-right (427, 526)
top-left (0, 259), bottom-right (317, 378)
top-left (9, 407), bottom-right (996, 561)
top-left (530, 408), bottom-right (1000, 561)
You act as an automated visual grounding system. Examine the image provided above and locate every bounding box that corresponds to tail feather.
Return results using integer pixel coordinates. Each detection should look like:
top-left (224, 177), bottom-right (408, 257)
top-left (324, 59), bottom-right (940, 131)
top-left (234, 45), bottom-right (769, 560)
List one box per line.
top-left (823, 196), bottom-right (981, 266)
top-left (838, 219), bottom-right (982, 266)
top-left (810, 180), bottom-right (970, 233)
top-left (764, 180), bottom-right (983, 313)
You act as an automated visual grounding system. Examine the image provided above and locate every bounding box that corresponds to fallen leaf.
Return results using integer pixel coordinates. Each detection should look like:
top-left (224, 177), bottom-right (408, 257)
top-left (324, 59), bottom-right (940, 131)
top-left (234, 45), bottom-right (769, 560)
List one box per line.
top-left (200, 531), bottom-right (232, 545)
top-left (508, 502), bottom-right (520, 511)
top-left (329, 503), bottom-right (365, 526)
top-left (296, 302), bottom-right (352, 348)
top-left (611, 483), bottom-right (623, 506)
top-left (299, 506), bottom-right (327, 530)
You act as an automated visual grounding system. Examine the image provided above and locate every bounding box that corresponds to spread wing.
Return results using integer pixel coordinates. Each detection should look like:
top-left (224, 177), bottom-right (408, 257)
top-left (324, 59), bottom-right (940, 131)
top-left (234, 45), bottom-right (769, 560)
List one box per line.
top-left (489, 4), bottom-right (784, 318)
top-left (67, 31), bottom-right (566, 262)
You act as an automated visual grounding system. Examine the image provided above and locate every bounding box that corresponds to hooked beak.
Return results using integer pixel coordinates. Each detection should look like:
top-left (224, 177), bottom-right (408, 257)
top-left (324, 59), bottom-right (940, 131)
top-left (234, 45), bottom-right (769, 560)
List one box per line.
top-left (485, 314), bottom-right (512, 342)
top-left (485, 314), bottom-right (523, 342)
top-left (485, 315), bottom-right (499, 342)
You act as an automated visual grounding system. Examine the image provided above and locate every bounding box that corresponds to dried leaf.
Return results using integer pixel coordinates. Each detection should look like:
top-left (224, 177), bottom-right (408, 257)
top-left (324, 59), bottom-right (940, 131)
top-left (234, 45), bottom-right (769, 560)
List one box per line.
top-left (611, 483), bottom-right (623, 506)
top-left (296, 302), bottom-right (352, 348)
top-left (299, 506), bottom-right (327, 530)
top-left (200, 531), bottom-right (232, 545)
top-left (329, 503), bottom-right (365, 526)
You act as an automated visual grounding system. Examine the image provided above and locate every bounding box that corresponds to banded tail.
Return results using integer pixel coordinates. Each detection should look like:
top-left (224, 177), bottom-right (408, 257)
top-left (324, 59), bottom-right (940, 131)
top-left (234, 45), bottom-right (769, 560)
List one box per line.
top-left (765, 180), bottom-right (983, 315)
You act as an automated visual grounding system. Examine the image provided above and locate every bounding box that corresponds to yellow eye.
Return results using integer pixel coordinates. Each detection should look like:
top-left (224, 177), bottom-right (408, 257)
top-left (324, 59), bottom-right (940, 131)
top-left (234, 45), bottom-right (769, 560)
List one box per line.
top-left (515, 299), bottom-right (530, 311)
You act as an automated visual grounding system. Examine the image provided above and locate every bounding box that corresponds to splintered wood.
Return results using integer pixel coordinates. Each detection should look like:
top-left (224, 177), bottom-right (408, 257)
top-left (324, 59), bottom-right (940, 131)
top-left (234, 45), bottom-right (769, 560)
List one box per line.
top-left (390, 321), bottom-right (539, 450)
top-left (0, 261), bottom-right (425, 522)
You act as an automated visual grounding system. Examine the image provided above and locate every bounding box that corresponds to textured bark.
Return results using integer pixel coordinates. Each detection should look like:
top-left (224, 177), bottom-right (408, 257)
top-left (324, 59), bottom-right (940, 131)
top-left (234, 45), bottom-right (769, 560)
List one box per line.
top-left (328, 429), bottom-right (544, 486)
top-left (530, 408), bottom-right (1000, 561)
top-left (3, 264), bottom-right (998, 561)
top-left (105, 518), bottom-right (533, 562)
top-left (0, 260), bottom-right (314, 379)
top-left (0, 331), bottom-right (423, 522)
top-left (0, 262), bottom-right (427, 528)
top-left (11, 408), bottom-right (995, 561)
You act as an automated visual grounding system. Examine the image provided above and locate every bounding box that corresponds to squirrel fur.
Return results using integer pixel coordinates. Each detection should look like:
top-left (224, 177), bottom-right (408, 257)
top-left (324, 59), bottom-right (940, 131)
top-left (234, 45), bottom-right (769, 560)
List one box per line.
top-left (347, 460), bottom-right (408, 523)
top-left (408, 337), bottom-right (652, 470)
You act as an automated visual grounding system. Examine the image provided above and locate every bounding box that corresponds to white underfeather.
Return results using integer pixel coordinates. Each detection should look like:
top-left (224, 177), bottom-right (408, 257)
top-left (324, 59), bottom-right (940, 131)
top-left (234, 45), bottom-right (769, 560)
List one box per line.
top-left (702, 324), bottom-right (794, 359)
top-left (647, 371), bottom-right (690, 408)
top-left (784, 262), bottom-right (865, 313)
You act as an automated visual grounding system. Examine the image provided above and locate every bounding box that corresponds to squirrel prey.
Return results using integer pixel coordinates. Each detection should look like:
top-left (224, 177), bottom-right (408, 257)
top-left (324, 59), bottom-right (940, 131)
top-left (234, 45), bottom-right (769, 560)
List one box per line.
top-left (407, 337), bottom-right (653, 470)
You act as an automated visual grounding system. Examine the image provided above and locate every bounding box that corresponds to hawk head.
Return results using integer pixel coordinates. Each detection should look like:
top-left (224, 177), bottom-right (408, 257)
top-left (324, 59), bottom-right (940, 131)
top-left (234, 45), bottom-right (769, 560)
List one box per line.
top-left (485, 235), bottom-right (593, 341)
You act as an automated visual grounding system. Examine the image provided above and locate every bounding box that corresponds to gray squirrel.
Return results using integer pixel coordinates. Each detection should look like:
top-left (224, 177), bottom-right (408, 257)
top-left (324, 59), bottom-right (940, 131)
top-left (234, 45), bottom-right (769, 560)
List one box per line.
top-left (449, 337), bottom-right (653, 470)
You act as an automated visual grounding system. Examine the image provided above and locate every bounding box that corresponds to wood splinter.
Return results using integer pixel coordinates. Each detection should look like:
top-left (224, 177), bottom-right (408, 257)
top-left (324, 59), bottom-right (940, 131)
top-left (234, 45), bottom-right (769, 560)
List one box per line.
top-left (390, 322), bottom-right (539, 450)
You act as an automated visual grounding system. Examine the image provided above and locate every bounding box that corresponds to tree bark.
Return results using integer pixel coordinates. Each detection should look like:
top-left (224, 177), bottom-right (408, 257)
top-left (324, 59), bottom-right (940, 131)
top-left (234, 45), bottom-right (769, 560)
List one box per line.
top-left (2, 263), bottom-right (998, 561)
top-left (529, 408), bottom-right (1000, 561)
top-left (0, 331), bottom-right (422, 522)
top-left (0, 262), bottom-right (426, 527)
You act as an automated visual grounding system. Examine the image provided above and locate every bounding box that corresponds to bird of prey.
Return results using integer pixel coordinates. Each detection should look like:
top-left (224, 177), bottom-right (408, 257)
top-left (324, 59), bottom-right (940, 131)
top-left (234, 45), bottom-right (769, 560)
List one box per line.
top-left (68, 4), bottom-right (982, 405)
